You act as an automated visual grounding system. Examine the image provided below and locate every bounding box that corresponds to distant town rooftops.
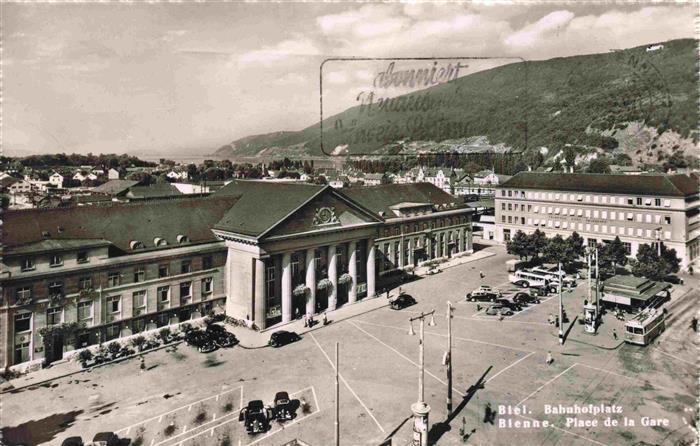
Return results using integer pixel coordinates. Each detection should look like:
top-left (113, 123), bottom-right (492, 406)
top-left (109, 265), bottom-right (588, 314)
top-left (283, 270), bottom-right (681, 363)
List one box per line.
top-left (499, 172), bottom-right (699, 197)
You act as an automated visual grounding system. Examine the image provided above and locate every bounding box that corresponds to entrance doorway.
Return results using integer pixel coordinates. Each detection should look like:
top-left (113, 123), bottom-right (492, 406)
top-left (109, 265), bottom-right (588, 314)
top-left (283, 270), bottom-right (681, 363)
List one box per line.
top-left (45, 332), bottom-right (64, 365)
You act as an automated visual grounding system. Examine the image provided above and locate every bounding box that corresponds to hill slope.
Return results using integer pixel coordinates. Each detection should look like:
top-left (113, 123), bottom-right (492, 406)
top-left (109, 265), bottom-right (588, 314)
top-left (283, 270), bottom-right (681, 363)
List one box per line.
top-left (216, 39), bottom-right (697, 158)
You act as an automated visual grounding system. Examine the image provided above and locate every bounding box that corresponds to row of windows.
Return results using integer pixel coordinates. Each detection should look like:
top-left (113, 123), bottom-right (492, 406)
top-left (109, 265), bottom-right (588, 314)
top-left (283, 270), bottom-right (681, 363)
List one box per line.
top-left (21, 251), bottom-right (90, 271)
top-left (14, 278), bottom-right (214, 333)
top-left (382, 216), bottom-right (468, 238)
top-left (501, 203), bottom-right (673, 225)
top-left (500, 189), bottom-right (672, 208)
top-left (501, 215), bottom-right (672, 239)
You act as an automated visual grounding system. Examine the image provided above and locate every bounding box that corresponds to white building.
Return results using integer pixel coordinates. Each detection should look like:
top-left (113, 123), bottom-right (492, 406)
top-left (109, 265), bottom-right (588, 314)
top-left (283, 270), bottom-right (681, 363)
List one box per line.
top-left (108, 168), bottom-right (121, 180)
top-left (49, 173), bottom-right (64, 188)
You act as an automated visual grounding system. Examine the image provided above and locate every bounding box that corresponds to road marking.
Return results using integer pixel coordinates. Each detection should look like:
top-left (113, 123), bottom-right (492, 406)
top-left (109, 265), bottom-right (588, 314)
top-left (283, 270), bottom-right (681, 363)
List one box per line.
top-left (349, 321), bottom-right (465, 397)
top-left (116, 386), bottom-right (242, 434)
top-left (152, 412), bottom-right (239, 446)
top-left (456, 315), bottom-right (549, 326)
top-left (182, 425), bottom-right (187, 434)
top-left (246, 406), bottom-right (322, 446)
top-left (158, 415), bottom-right (163, 423)
top-left (355, 319), bottom-right (531, 353)
top-left (655, 348), bottom-right (695, 366)
top-left (188, 404), bottom-right (192, 412)
top-left (210, 428), bottom-right (214, 437)
top-left (517, 364), bottom-right (576, 406)
top-left (310, 332), bottom-right (386, 434)
top-left (575, 362), bottom-right (675, 393)
top-left (484, 352), bottom-right (536, 384)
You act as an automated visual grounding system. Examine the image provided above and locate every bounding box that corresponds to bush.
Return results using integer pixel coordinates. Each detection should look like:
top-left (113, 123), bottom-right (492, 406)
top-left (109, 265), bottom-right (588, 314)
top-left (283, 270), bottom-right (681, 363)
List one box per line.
top-left (78, 349), bottom-right (93, 367)
top-left (107, 341), bottom-right (121, 356)
top-left (158, 327), bottom-right (172, 342)
top-left (130, 335), bottom-right (146, 351)
top-left (164, 423), bottom-right (177, 436)
top-left (194, 410), bottom-right (207, 425)
top-left (223, 402), bottom-right (234, 412)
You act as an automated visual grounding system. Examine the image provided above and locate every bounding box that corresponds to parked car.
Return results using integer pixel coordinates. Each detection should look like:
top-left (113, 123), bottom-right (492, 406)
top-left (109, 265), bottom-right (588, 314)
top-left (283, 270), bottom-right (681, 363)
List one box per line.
top-left (61, 437), bottom-right (84, 446)
top-left (239, 400), bottom-right (273, 434)
top-left (206, 325), bottom-right (238, 348)
top-left (425, 266), bottom-right (442, 275)
top-left (390, 293), bottom-right (417, 310)
top-left (466, 285), bottom-right (501, 302)
top-left (198, 339), bottom-right (218, 353)
top-left (528, 285), bottom-right (549, 297)
top-left (273, 391), bottom-right (294, 420)
top-left (512, 292), bottom-right (540, 305)
top-left (90, 432), bottom-right (125, 446)
top-left (269, 330), bottom-right (301, 348)
top-left (484, 304), bottom-right (514, 316)
top-left (494, 298), bottom-right (522, 312)
top-left (184, 329), bottom-right (207, 348)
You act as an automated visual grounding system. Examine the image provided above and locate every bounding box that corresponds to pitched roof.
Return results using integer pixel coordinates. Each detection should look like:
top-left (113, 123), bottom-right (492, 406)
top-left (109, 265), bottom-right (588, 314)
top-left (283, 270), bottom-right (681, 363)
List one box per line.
top-left (2, 196), bottom-right (239, 254)
top-left (500, 172), bottom-right (699, 197)
top-left (6, 239), bottom-right (112, 256)
top-left (126, 183), bottom-right (183, 199)
top-left (213, 180), bottom-right (325, 237)
top-left (91, 179), bottom-right (140, 196)
top-left (339, 183), bottom-right (464, 217)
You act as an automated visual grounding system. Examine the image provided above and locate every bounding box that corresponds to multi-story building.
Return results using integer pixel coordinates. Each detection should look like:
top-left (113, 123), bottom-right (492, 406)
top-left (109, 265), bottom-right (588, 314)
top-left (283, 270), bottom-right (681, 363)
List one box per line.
top-left (1, 181), bottom-right (473, 370)
top-left (494, 172), bottom-right (700, 270)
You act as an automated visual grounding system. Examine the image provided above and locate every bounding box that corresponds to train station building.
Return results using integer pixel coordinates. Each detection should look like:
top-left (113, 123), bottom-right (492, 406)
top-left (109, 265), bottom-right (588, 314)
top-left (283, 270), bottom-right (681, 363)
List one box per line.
top-left (1, 181), bottom-right (474, 370)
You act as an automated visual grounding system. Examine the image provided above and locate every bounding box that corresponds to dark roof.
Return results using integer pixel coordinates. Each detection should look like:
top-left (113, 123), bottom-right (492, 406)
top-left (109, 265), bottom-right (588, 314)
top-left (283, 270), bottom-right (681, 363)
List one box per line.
top-left (213, 180), bottom-right (324, 237)
top-left (500, 172), bottom-right (699, 197)
top-left (339, 183), bottom-right (463, 217)
top-left (126, 183), bottom-right (183, 199)
top-left (0, 177), bottom-right (19, 189)
top-left (5, 239), bottom-right (111, 256)
top-left (2, 196), bottom-right (239, 254)
top-left (91, 179), bottom-right (139, 196)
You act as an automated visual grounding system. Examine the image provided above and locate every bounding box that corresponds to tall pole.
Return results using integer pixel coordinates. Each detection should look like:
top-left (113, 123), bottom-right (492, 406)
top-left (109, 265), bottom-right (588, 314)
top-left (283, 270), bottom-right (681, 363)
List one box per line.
top-left (335, 342), bottom-right (339, 446)
top-left (558, 262), bottom-right (564, 345)
top-left (587, 249), bottom-right (592, 304)
top-left (409, 310), bottom-right (434, 446)
top-left (595, 247), bottom-right (600, 319)
top-left (419, 316), bottom-right (425, 403)
top-left (446, 301), bottom-right (453, 416)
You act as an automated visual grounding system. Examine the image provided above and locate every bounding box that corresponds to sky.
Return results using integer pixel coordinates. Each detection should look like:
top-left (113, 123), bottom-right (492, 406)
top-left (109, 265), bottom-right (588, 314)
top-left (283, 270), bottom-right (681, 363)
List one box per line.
top-left (1, 2), bottom-right (696, 157)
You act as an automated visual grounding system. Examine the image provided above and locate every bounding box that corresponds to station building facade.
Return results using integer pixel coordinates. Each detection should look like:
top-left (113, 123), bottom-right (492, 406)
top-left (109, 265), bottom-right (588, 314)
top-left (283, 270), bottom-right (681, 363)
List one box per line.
top-left (1, 181), bottom-right (473, 370)
top-left (494, 172), bottom-right (699, 270)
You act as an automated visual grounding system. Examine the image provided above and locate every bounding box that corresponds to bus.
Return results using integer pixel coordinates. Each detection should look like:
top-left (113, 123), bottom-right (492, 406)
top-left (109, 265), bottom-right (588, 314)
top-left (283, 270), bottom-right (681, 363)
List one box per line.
top-left (508, 270), bottom-right (550, 288)
top-left (624, 308), bottom-right (665, 346)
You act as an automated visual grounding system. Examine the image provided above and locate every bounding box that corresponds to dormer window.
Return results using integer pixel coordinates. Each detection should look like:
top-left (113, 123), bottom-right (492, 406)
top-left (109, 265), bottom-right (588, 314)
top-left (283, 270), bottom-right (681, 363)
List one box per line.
top-left (154, 237), bottom-right (168, 247)
top-left (21, 258), bottom-right (35, 272)
top-left (177, 234), bottom-right (189, 244)
top-left (42, 231), bottom-right (51, 238)
top-left (49, 254), bottom-right (63, 267)
top-left (77, 251), bottom-right (89, 264)
top-left (130, 241), bottom-right (145, 250)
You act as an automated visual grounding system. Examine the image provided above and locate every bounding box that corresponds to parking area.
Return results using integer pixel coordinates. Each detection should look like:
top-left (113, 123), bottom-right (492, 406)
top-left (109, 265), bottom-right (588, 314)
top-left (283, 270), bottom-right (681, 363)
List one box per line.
top-left (2, 246), bottom-right (697, 446)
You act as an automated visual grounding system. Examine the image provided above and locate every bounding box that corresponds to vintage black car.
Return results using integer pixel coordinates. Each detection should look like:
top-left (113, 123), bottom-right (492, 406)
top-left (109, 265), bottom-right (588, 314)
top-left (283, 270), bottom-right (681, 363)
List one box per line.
top-left (466, 285), bottom-right (501, 302)
top-left (61, 437), bottom-right (84, 446)
top-left (269, 330), bottom-right (301, 348)
top-left (512, 292), bottom-right (541, 305)
top-left (91, 432), bottom-right (126, 446)
top-left (184, 328), bottom-right (207, 346)
top-left (273, 391), bottom-right (294, 420)
top-left (206, 325), bottom-right (238, 348)
top-left (390, 293), bottom-right (417, 310)
top-left (239, 400), bottom-right (272, 434)
top-left (494, 298), bottom-right (522, 312)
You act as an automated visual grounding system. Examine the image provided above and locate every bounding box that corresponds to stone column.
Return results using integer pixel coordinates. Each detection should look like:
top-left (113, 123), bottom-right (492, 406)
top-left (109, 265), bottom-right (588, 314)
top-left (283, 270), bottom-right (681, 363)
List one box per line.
top-left (407, 237), bottom-right (414, 266)
top-left (305, 248), bottom-right (316, 316)
top-left (460, 227), bottom-right (467, 252)
top-left (253, 258), bottom-right (266, 327)
top-left (399, 237), bottom-right (405, 269)
top-left (328, 244), bottom-right (338, 310)
top-left (281, 252), bottom-right (292, 323)
top-left (366, 239), bottom-right (376, 298)
top-left (444, 231), bottom-right (450, 258)
top-left (348, 240), bottom-right (358, 303)
top-left (426, 235), bottom-right (432, 260)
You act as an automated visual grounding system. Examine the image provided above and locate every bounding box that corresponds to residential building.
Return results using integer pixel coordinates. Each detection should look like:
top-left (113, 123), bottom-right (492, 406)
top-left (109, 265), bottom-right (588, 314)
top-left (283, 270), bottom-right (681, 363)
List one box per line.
top-left (363, 173), bottom-right (388, 186)
top-left (49, 173), bottom-right (64, 188)
top-left (108, 168), bottom-right (121, 180)
top-left (494, 172), bottom-right (700, 270)
top-left (1, 182), bottom-right (473, 370)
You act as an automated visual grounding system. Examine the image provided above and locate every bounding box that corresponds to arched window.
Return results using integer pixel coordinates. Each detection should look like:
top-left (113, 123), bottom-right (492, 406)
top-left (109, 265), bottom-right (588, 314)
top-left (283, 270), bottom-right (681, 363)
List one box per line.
top-left (153, 237), bottom-right (168, 247)
top-left (177, 234), bottom-right (189, 244)
top-left (130, 240), bottom-right (145, 250)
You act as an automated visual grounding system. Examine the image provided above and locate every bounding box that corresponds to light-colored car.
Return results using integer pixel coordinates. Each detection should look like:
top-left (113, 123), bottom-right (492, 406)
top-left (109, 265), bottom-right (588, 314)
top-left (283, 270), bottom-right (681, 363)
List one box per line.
top-left (484, 304), bottom-right (514, 316)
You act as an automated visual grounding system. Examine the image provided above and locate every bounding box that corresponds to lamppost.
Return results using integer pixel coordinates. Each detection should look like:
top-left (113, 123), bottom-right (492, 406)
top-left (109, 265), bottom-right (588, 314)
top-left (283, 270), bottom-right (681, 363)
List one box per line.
top-left (444, 301), bottom-right (454, 416)
top-left (558, 262), bottom-right (564, 345)
top-left (655, 227), bottom-right (662, 256)
top-left (408, 309), bottom-right (436, 446)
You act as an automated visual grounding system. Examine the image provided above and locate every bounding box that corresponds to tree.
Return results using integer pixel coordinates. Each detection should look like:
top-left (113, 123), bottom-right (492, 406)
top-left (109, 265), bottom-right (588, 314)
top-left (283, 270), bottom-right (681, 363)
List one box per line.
top-left (543, 235), bottom-right (577, 268)
top-left (596, 237), bottom-right (628, 277)
top-left (506, 230), bottom-right (531, 260)
top-left (566, 232), bottom-right (585, 260)
top-left (630, 243), bottom-right (680, 281)
top-left (586, 158), bottom-right (611, 174)
top-left (563, 146), bottom-right (577, 169)
top-left (527, 229), bottom-right (548, 260)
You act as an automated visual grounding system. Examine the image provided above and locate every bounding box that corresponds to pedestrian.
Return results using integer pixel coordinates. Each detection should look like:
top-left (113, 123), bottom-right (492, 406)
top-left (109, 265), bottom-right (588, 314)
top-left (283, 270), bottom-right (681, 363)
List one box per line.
top-left (322, 312), bottom-right (328, 326)
top-left (295, 307), bottom-right (300, 320)
top-left (303, 313), bottom-right (308, 328)
top-left (479, 271), bottom-right (485, 279)
top-left (476, 303), bottom-right (482, 312)
top-left (483, 402), bottom-right (494, 424)
top-left (546, 351), bottom-right (553, 365)
top-left (398, 286), bottom-right (403, 296)
top-left (386, 289), bottom-right (390, 300)
top-left (690, 265), bottom-right (694, 276)
top-left (613, 329), bottom-right (618, 340)
top-left (308, 313), bottom-right (315, 327)
top-left (139, 355), bottom-right (145, 371)
top-left (691, 316), bottom-right (697, 332)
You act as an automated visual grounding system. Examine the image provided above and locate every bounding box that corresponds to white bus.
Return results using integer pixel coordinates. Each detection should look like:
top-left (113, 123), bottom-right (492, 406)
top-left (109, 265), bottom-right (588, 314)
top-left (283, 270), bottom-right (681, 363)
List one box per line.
top-left (508, 270), bottom-right (550, 288)
top-left (528, 267), bottom-right (577, 287)
top-left (624, 308), bottom-right (665, 346)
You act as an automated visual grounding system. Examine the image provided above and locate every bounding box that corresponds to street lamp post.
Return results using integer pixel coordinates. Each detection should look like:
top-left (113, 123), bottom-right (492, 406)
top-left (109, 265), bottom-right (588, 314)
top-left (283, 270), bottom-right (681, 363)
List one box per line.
top-left (335, 342), bottom-right (339, 446)
top-left (409, 309), bottom-right (436, 446)
top-left (655, 227), bottom-right (662, 256)
top-left (558, 262), bottom-right (564, 345)
top-left (595, 247), bottom-right (600, 319)
top-left (445, 301), bottom-right (454, 416)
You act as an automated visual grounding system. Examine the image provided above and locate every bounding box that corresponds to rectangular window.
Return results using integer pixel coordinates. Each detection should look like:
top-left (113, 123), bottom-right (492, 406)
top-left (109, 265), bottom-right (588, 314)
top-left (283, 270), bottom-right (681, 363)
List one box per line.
top-left (664, 216), bottom-right (671, 225)
top-left (202, 277), bottom-right (213, 296)
top-left (132, 291), bottom-right (147, 315)
top-left (507, 216), bottom-right (512, 223)
top-left (14, 341), bottom-right (30, 364)
top-left (46, 307), bottom-right (62, 325)
top-left (593, 210), bottom-right (599, 218)
top-left (49, 254), bottom-right (63, 267)
top-left (78, 301), bottom-right (93, 322)
top-left (79, 277), bottom-right (92, 290)
top-left (501, 215), bottom-right (505, 223)
top-left (181, 260), bottom-right (191, 274)
top-left (266, 267), bottom-right (276, 299)
top-left (48, 281), bottom-right (64, 297)
top-left (14, 286), bottom-right (31, 305)
top-left (636, 214), bottom-right (642, 222)
top-left (202, 255), bottom-right (213, 270)
top-left (107, 296), bottom-right (121, 313)
top-left (637, 197), bottom-right (642, 205)
top-left (158, 265), bottom-right (169, 278)
top-left (527, 205), bottom-right (532, 212)
top-left (501, 203), bottom-right (506, 210)
top-left (627, 198), bottom-right (634, 205)
top-left (663, 199), bottom-right (671, 207)
top-left (77, 251), bottom-right (88, 264)
top-left (133, 266), bottom-right (146, 283)
top-left (626, 213), bottom-right (633, 221)
top-left (21, 258), bottom-right (35, 272)
top-left (501, 190), bottom-right (505, 197)
top-left (594, 196), bottom-right (599, 204)
top-left (610, 211), bottom-right (615, 220)
top-left (645, 214), bottom-right (651, 223)
top-left (521, 217), bottom-right (525, 224)
top-left (107, 271), bottom-right (120, 287)
top-left (655, 198), bottom-right (661, 206)
top-left (14, 313), bottom-right (31, 333)
top-left (507, 190), bottom-right (512, 197)
top-left (585, 210), bottom-right (591, 218)
top-left (180, 281), bottom-right (192, 299)
top-left (507, 203), bottom-right (512, 211)
top-left (157, 286), bottom-right (170, 303)
top-left (623, 243), bottom-right (632, 255)
top-left (602, 211), bottom-right (607, 219)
